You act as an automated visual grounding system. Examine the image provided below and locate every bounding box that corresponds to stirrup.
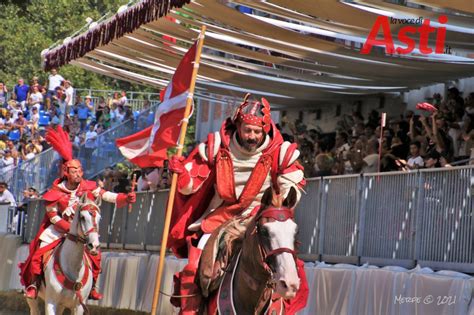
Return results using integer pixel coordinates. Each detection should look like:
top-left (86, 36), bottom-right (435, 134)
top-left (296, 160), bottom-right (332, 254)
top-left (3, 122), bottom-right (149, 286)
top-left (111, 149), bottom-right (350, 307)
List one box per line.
top-left (25, 284), bottom-right (38, 299)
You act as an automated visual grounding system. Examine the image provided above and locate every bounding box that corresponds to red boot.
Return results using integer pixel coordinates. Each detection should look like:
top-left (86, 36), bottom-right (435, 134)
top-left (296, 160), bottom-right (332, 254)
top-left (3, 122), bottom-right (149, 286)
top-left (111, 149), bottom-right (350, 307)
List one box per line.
top-left (87, 250), bottom-right (103, 300)
top-left (88, 287), bottom-right (103, 300)
top-left (178, 245), bottom-right (203, 315)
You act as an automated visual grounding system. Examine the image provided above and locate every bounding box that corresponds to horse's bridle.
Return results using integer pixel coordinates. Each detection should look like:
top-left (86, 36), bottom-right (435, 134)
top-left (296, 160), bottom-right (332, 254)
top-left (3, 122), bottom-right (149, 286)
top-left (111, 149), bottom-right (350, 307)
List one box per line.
top-left (252, 206), bottom-right (298, 284)
top-left (67, 204), bottom-right (100, 245)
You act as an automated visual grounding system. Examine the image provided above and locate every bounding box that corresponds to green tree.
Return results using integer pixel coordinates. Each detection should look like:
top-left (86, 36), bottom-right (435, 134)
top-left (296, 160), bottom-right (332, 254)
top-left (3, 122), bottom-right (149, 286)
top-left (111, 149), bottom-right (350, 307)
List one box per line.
top-left (0, 0), bottom-right (133, 90)
top-left (0, 0), bottom-right (195, 144)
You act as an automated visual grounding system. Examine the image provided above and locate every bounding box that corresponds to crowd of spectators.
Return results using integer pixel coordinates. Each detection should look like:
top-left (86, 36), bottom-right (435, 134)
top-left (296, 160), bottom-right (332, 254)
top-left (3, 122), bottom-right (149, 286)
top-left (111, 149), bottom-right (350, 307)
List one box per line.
top-left (0, 68), bottom-right (136, 177)
top-left (94, 143), bottom-right (200, 194)
top-left (281, 87), bottom-right (474, 178)
top-left (2, 73), bottom-right (474, 205)
top-left (57, 86), bottom-right (474, 195)
top-left (94, 165), bottom-right (171, 194)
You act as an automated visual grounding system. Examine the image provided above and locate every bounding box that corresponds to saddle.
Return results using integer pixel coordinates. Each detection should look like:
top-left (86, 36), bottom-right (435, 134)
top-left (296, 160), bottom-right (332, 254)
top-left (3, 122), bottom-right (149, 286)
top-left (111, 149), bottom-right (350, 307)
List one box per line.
top-left (198, 216), bottom-right (249, 297)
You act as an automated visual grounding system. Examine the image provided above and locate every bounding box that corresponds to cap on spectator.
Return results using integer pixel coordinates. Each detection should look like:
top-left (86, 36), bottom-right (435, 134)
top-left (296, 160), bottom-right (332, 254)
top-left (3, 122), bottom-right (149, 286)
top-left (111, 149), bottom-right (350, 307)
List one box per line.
top-left (85, 95), bottom-right (92, 99)
top-left (0, 182), bottom-right (8, 188)
top-left (64, 80), bottom-right (71, 84)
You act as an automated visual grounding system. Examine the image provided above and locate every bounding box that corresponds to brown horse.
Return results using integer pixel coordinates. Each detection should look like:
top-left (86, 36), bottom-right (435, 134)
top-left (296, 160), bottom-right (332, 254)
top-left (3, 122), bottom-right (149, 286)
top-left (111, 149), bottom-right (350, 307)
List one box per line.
top-left (211, 187), bottom-right (300, 315)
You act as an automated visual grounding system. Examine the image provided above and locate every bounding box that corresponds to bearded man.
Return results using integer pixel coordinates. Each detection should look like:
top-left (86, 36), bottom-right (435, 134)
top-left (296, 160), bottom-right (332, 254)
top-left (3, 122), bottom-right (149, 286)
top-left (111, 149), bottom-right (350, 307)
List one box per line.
top-left (19, 126), bottom-right (136, 300)
top-left (168, 93), bottom-right (308, 314)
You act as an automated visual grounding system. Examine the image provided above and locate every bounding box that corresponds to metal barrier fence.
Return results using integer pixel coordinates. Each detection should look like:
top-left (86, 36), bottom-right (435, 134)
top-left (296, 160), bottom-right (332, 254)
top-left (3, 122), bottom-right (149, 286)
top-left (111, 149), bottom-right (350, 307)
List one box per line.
top-left (7, 206), bottom-right (26, 236)
top-left (0, 103), bottom-right (157, 201)
top-left (23, 166), bottom-right (474, 273)
top-left (74, 89), bottom-right (160, 112)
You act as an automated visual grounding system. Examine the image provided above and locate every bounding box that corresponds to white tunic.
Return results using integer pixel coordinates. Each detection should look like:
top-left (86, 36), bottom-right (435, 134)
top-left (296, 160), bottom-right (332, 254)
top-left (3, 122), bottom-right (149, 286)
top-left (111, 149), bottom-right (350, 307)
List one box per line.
top-left (188, 134), bottom-right (303, 231)
top-left (39, 181), bottom-right (118, 245)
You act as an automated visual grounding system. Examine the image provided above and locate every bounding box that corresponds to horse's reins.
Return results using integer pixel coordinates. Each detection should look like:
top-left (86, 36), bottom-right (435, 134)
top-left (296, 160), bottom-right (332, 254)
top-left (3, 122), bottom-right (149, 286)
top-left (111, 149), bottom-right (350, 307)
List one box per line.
top-left (67, 205), bottom-right (99, 247)
top-left (163, 207), bottom-right (298, 301)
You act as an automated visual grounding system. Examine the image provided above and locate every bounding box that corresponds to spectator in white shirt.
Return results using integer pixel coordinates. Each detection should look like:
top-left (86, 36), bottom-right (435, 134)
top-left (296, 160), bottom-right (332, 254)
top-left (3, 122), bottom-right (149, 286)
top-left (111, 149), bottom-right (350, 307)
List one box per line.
top-left (114, 105), bottom-right (125, 125)
top-left (137, 168), bottom-right (161, 192)
top-left (21, 144), bottom-right (36, 161)
top-left (119, 90), bottom-right (128, 107)
top-left (64, 80), bottom-right (74, 114)
top-left (28, 85), bottom-right (43, 111)
top-left (2, 150), bottom-right (15, 173)
top-left (2, 111), bottom-right (15, 127)
top-left (29, 107), bottom-right (40, 134)
top-left (360, 139), bottom-right (380, 173)
top-left (0, 182), bottom-right (16, 206)
top-left (406, 141), bottom-right (424, 169)
top-left (47, 68), bottom-right (64, 95)
top-left (7, 100), bottom-right (22, 121)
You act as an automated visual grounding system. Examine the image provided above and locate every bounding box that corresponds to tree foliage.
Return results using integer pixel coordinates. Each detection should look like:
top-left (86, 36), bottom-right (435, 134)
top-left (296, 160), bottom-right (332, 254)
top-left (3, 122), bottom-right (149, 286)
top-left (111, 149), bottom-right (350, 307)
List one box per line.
top-left (0, 0), bottom-right (196, 144)
top-left (0, 0), bottom-right (135, 90)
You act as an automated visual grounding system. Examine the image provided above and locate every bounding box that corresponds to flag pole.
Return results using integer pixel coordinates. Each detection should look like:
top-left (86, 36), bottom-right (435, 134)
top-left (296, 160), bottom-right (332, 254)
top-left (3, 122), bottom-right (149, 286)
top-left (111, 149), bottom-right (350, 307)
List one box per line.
top-left (150, 25), bottom-right (206, 315)
top-left (378, 112), bottom-right (386, 174)
top-left (128, 173), bottom-right (137, 213)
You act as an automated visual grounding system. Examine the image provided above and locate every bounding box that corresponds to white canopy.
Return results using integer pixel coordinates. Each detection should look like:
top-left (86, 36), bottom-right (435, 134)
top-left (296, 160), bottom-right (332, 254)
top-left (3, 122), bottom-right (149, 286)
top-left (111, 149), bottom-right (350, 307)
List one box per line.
top-left (43, 0), bottom-right (474, 106)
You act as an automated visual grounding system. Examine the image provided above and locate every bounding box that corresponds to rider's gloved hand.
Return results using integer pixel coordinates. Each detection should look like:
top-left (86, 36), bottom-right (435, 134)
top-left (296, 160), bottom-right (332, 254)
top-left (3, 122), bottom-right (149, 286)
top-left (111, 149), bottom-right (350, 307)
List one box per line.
top-left (116, 192), bottom-right (137, 207)
top-left (54, 219), bottom-right (71, 233)
top-left (126, 192), bottom-right (136, 203)
top-left (168, 156), bottom-right (186, 174)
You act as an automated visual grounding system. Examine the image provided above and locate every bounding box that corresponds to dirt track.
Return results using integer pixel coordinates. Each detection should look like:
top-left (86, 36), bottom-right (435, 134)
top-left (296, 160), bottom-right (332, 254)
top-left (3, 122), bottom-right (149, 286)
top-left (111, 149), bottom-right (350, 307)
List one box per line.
top-left (0, 291), bottom-right (148, 315)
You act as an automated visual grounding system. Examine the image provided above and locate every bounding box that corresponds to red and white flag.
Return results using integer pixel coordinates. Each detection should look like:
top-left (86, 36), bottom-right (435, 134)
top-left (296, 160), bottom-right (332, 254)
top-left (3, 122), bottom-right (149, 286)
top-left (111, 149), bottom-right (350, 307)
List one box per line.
top-left (116, 42), bottom-right (197, 168)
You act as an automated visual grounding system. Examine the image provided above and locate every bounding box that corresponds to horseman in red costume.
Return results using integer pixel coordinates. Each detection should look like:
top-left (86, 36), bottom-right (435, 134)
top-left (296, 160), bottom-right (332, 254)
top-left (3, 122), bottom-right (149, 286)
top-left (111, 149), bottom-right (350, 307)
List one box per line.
top-left (168, 93), bottom-right (308, 314)
top-left (19, 126), bottom-right (136, 300)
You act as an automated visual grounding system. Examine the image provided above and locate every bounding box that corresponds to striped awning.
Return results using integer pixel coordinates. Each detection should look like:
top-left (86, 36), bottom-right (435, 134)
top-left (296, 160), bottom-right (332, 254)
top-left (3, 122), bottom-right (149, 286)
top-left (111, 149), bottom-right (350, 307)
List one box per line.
top-left (43, 0), bottom-right (474, 106)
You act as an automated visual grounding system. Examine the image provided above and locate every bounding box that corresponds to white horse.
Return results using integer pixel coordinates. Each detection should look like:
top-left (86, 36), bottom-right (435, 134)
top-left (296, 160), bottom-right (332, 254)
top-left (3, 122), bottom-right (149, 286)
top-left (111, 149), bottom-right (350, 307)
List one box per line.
top-left (27, 197), bottom-right (101, 315)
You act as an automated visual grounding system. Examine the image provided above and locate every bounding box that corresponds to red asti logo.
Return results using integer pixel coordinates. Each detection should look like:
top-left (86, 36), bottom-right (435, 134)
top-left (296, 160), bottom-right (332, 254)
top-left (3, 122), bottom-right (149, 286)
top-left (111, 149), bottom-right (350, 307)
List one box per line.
top-left (361, 15), bottom-right (448, 55)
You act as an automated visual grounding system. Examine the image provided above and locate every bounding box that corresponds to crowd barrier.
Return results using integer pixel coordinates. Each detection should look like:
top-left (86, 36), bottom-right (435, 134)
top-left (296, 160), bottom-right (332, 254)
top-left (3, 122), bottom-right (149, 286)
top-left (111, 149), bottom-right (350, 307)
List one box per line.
top-left (297, 166), bottom-right (474, 273)
top-left (22, 165), bottom-right (474, 273)
top-left (74, 88), bottom-right (160, 112)
top-left (1, 233), bottom-right (472, 314)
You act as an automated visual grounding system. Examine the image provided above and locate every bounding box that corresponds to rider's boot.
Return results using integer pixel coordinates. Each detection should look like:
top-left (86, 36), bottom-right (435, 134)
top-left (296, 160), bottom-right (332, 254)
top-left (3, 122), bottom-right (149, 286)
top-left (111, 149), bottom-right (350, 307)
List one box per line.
top-left (88, 283), bottom-right (103, 300)
top-left (87, 250), bottom-right (103, 300)
top-left (24, 276), bottom-right (40, 299)
top-left (178, 245), bottom-right (203, 315)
